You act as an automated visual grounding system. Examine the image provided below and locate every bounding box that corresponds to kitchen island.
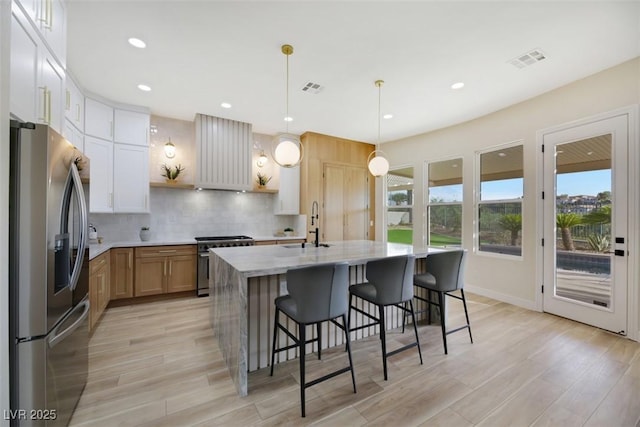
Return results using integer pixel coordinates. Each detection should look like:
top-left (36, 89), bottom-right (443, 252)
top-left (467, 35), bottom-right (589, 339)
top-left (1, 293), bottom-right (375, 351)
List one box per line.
top-left (209, 240), bottom-right (441, 396)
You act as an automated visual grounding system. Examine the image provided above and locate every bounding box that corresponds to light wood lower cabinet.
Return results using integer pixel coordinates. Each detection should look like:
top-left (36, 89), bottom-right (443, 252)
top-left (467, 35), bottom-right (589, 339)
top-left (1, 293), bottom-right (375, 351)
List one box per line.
top-left (134, 245), bottom-right (196, 297)
top-left (89, 251), bottom-right (111, 332)
top-left (110, 248), bottom-right (134, 299)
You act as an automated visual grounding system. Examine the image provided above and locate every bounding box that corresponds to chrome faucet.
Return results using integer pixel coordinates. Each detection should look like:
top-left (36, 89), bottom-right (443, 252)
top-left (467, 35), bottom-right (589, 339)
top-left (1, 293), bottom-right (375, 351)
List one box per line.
top-left (310, 201), bottom-right (319, 247)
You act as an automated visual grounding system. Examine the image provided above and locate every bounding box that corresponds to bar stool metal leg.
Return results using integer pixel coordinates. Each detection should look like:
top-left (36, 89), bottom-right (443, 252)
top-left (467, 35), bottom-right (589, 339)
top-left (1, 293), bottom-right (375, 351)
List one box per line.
top-left (270, 308), bottom-right (279, 376)
top-left (461, 289), bottom-right (473, 343)
top-left (299, 322), bottom-right (306, 417)
top-left (378, 305), bottom-right (388, 381)
top-left (409, 300), bottom-right (423, 364)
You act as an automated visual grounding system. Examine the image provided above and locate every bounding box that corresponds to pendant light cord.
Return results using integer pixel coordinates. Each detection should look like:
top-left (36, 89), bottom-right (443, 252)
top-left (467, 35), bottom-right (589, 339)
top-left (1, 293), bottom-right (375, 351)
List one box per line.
top-left (375, 80), bottom-right (384, 145)
top-left (377, 82), bottom-right (381, 144)
top-left (286, 51), bottom-right (289, 133)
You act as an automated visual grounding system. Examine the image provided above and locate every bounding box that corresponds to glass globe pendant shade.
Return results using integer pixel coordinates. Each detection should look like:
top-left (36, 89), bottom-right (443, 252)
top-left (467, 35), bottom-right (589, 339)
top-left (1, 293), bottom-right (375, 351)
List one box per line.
top-left (272, 134), bottom-right (303, 167)
top-left (256, 151), bottom-right (268, 167)
top-left (367, 150), bottom-right (390, 177)
top-left (164, 141), bottom-right (176, 158)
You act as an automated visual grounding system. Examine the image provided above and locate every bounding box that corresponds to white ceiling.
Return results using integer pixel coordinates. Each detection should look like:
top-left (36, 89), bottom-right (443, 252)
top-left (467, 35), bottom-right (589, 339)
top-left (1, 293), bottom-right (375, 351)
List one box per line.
top-left (67, 1), bottom-right (640, 144)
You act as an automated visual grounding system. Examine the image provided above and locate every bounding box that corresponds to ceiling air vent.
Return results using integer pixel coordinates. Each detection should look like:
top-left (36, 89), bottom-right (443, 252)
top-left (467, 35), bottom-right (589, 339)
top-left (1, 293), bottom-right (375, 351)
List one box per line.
top-left (508, 48), bottom-right (547, 69)
top-left (301, 81), bottom-right (324, 94)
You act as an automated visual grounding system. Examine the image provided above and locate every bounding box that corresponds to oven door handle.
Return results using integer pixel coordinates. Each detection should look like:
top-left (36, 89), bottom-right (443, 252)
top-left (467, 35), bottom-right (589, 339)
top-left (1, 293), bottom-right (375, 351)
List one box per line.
top-left (199, 253), bottom-right (209, 258)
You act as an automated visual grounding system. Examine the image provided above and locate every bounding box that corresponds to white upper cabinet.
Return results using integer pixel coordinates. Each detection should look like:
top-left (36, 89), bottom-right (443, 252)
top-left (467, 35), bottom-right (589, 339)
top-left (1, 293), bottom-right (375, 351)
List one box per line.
top-left (114, 109), bottom-right (149, 146)
top-left (113, 144), bottom-right (150, 213)
top-left (85, 97), bottom-right (114, 140)
top-left (10, 3), bottom-right (39, 124)
top-left (15, 0), bottom-right (39, 23)
top-left (65, 76), bottom-right (84, 131)
top-left (36, 0), bottom-right (66, 67)
top-left (39, 48), bottom-right (65, 133)
top-left (84, 97), bottom-right (150, 214)
top-left (84, 135), bottom-right (114, 213)
top-left (63, 119), bottom-right (83, 152)
top-left (274, 166), bottom-right (300, 215)
top-left (14, 0), bottom-right (66, 66)
top-left (10, 2), bottom-right (65, 133)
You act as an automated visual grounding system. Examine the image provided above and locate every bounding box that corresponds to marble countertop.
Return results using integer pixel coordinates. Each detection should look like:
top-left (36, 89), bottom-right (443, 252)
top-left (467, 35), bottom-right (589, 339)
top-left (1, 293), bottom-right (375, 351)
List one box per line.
top-left (210, 240), bottom-right (440, 277)
top-left (89, 238), bottom-right (197, 260)
top-left (89, 235), bottom-right (308, 260)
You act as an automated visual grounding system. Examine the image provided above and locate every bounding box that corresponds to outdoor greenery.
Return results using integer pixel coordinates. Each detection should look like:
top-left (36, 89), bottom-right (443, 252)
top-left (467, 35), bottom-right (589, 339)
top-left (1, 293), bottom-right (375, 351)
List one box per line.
top-left (389, 192), bottom-right (409, 205)
top-left (498, 214), bottom-right (522, 246)
top-left (556, 213), bottom-right (584, 251)
top-left (387, 229), bottom-right (413, 244)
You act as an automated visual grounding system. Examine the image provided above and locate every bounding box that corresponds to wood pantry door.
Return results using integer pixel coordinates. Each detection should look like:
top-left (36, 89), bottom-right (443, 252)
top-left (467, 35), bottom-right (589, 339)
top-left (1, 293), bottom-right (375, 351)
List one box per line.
top-left (323, 163), bottom-right (369, 241)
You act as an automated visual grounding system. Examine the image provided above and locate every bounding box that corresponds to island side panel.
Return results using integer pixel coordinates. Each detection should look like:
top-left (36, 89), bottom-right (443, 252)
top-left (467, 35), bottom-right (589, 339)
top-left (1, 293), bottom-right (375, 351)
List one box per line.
top-left (210, 252), bottom-right (249, 396)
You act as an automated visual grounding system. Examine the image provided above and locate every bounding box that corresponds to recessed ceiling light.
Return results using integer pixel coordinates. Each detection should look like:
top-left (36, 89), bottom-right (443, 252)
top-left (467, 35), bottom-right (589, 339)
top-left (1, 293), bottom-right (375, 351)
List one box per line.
top-left (498, 152), bottom-right (507, 157)
top-left (284, 116), bottom-right (293, 122)
top-left (452, 164), bottom-right (458, 168)
top-left (137, 84), bottom-right (151, 92)
top-left (587, 151), bottom-right (594, 155)
top-left (451, 82), bottom-right (465, 90)
top-left (221, 102), bottom-right (232, 109)
top-left (383, 114), bottom-right (393, 119)
top-left (128, 38), bottom-right (146, 49)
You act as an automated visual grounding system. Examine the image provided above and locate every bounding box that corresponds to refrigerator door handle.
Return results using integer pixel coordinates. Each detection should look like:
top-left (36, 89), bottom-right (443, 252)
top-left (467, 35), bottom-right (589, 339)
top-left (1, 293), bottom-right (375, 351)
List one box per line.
top-left (68, 163), bottom-right (88, 291)
top-left (48, 299), bottom-right (90, 349)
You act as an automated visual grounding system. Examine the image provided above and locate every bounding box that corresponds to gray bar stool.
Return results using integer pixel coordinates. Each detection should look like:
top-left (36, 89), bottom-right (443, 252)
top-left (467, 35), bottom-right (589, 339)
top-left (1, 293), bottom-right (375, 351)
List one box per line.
top-left (348, 255), bottom-right (422, 380)
top-left (412, 249), bottom-right (472, 354)
top-left (270, 262), bottom-right (356, 417)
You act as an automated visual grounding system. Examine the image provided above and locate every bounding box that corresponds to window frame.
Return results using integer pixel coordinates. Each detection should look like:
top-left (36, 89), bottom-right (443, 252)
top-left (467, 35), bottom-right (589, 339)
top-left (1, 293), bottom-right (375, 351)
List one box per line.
top-left (475, 141), bottom-right (524, 259)
top-left (425, 156), bottom-right (464, 248)
top-left (384, 165), bottom-right (415, 245)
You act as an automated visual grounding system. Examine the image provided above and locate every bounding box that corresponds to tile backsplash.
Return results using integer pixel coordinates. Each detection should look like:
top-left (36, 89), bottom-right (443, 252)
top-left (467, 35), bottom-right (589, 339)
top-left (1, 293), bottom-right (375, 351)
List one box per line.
top-left (90, 187), bottom-right (303, 242)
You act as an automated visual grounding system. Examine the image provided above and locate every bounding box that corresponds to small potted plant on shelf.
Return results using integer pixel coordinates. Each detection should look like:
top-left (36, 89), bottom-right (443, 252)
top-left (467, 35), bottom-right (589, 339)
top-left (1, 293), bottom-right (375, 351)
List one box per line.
top-left (161, 164), bottom-right (185, 183)
top-left (284, 227), bottom-right (294, 237)
top-left (139, 226), bottom-right (151, 241)
top-left (256, 172), bottom-right (272, 189)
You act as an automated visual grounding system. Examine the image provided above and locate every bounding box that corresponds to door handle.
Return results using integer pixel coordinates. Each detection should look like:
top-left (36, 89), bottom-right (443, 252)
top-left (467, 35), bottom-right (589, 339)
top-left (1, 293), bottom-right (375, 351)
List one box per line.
top-left (606, 250), bottom-right (626, 256)
top-left (48, 298), bottom-right (90, 348)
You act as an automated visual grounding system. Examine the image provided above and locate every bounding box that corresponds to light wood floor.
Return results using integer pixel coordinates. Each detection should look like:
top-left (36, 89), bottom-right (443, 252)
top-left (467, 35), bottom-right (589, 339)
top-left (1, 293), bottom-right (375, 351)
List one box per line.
top-left (70, 293), bottom-right (640, 426)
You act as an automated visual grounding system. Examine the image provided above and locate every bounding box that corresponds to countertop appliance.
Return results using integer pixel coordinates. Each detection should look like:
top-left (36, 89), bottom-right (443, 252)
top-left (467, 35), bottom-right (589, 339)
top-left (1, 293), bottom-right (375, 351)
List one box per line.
top-left (9, 121), bottom-right (90, 426)
top-left (196, 235), bottom-right (254, 296)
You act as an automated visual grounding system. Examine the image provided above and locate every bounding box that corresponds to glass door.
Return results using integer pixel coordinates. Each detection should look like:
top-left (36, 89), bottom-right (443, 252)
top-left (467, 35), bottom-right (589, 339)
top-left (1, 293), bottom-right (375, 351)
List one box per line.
top-left (543, 114), bottom-right (628, 334)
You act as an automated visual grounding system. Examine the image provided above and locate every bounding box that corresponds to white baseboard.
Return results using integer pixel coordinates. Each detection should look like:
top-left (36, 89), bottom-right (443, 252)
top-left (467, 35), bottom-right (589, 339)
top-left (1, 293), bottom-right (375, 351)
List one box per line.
top-left (465, 284), bottom-right (538, 311)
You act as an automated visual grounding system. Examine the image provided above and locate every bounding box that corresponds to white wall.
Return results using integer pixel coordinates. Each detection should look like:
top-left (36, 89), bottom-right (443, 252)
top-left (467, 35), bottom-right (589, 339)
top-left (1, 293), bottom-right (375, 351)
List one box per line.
top-left (381, 58), bottom-right (640, 313)
top-left (1, 0), bottom-right (12, 422)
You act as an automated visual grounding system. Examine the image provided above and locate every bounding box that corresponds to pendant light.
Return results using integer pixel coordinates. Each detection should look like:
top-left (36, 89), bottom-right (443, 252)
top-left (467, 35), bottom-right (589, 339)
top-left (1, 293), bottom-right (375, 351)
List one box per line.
top-left (367, 79), bottom-right (390, 177)
top-left (164, 138), bottom-right (176, 159)
top-left (272, 44), bottom-right (303, 168)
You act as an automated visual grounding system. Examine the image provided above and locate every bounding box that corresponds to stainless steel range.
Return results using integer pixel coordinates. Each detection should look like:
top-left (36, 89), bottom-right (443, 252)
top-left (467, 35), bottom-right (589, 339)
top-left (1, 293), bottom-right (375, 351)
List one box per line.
top-left (196, 235), bottom-right (255, 296)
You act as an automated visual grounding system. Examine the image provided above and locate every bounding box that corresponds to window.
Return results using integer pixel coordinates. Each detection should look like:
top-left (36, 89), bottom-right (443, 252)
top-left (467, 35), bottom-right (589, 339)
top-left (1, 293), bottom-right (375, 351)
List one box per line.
top-left (427, 158), bottom-right (462, 247)
top-left (386, 167), bottom-right (414, 244)
top-left (477, 145), bottom-right (523, 256)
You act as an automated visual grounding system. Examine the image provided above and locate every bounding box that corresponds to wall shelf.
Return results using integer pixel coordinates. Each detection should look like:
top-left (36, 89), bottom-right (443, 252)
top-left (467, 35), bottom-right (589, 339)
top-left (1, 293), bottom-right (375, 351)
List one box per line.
top-left (150, 181), bottom-right (195, 190)
top-left (252, 187), bottom-right (278, 194)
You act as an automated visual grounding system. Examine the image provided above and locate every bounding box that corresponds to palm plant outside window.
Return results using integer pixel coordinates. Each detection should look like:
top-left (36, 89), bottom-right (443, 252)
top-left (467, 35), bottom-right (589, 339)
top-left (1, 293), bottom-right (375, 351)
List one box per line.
top-left (428, 159), bottom-right (463, 247)
top-left (478, 145), bottom-right (523, 256)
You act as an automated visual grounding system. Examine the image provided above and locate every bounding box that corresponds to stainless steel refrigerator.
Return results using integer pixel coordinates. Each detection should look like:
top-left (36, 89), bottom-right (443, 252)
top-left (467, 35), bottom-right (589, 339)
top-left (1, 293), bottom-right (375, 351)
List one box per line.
top-left (9, 121), bottom-right (90, 426)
